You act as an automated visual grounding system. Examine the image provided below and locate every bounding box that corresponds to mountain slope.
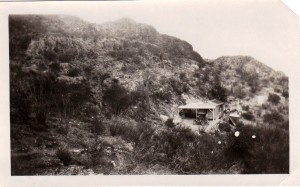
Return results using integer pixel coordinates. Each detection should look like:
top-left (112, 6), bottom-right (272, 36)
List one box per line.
top-left (9, 15), bottom-right (289, 175)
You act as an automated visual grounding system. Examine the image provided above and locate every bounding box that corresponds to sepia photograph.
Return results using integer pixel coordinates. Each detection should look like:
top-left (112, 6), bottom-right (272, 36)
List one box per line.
top-left (1, 0), bottom-right (300, 185)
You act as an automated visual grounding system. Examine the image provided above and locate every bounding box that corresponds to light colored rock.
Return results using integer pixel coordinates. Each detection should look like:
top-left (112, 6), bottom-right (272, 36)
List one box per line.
top-left (159, 114), bottom-right (169, 122)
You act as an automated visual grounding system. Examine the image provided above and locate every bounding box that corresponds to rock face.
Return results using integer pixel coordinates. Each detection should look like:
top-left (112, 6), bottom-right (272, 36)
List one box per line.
top-left (212, 56), bottom-right (283, 79)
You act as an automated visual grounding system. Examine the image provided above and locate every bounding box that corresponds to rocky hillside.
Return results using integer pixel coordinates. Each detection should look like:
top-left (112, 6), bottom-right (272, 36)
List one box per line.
top-left (10, 15), bottom-right (289, 175)
top-left (195, 55), bottom-right (288, 101)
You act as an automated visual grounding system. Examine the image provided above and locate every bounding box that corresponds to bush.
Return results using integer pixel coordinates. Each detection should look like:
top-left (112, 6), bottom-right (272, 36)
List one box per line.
top-left (219, 122), bottom-right (232, 132)
top-left (165, 118), bottom-right (175, 128)
top-left (103, 83), bottom-right (135, 115)
top-left (49, 62), bottom-right (61, 73)
top-left (235, 121), bottom-right (245, 128)
top-left (56, 148), bottom-right (72, 166)
top-left (67, 67), bottom-right (81, 77)
top-left (242, 105), bottom-right (250, 111)
top-left (91, 119), bottom-right (107, 135)
top-left (16, 96), bottom-right (32, 124)
top-left (209, 81), bottom-right (228, 102)
top-left (225, 125), bottom-right (289, 174)
top-left (44, 50), bottom-right (58, 61)
top-left (234, 87), bottom-right (247, 99)
top-left (242, 111), bottom-right (255, 121)
top-left (83, 103), bottom-right (100, 118)
top-left (153, 90), bottom-right (172, 101)
top-left (268, 93), bottom-right (281, 105)
top-left (274, 87), bottom-right (281, 93)
top-left (58, 49), bottom-right (76, 62)
top-left (169, 78), bottom-right (184, 95)
top-left (282, 90), bottom-right (288, 99)
top-left (156, 128), bottom-right (225, 174)
top-left (35, 103), bottom-right (48, 125)
top-left (263, 110), bottom-right (284, 125)
top-left (109, 121), bottom-right (137, 143)
top-left (57, 124), bottom-right (70, 135)
top-left (179, 72), bottom-right (188, 82)
top-left (132, 56), bottom-right (141, 64)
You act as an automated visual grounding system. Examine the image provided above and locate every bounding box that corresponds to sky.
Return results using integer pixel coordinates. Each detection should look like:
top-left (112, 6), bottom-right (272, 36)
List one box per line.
top-left (67, 0), bottom-right (299, 77)
top-left (4, 0), bottom-right (300, 76)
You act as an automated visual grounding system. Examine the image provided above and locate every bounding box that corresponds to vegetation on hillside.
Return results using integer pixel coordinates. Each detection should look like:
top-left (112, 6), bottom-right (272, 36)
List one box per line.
top-left (10, 15), bottom-right (289, 175)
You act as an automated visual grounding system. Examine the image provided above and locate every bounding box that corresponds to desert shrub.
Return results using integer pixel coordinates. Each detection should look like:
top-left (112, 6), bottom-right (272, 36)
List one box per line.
top-left (274, 87), bottom-right (281, 93)
top-left (49, 62), bottom-right (61, 73)
top-left (56, 148), bottom-right (72, 166)
top-left (44, 50), bottom-right (58, 61)
top-left (10, 66), bottom-right (57, 124)
top-left (242, 111), bottom-right (255, 121)
top-left (112, 48), bottom-right (136, 60)
top-left (235, 121), bottom-right (245, 128)
top-left (234, 87), bottom-right (247, 99)
top-left (263, 110), bottom-right (284, 125)
top-left (219, 122), bottom-right (232, 132)
top-left (131, 102), bottom-right (151, 121)
top-left (35, 104), bottom-right (48, 126)
top-left (56, 79), bottom-right (92, 116)
top-left (132, 56), bottom-right (142, 64)
top-left (153, 90), bottom-right (172, 101)
top-left (91, 119), bottom-right (107, 135)
top-left (169, 78), bottom-right (184, 95)
top-left (14, 95), bottom-right (32, 124)
top-left (268, 93), bottom-right (281, 105)
top-left (209, 75), bottom-right (228, 102)
top-left (90, 154), bottom-right (114, 175)
top-left (165, 118), bottom-right (175, 128)
top-left (282, 90), bottom-right (289, 99)
top-left (157, 128), bottom-right (192, 158)
top-left (103, 83), bottom-right (134, 115)
top-left (57, 123), bottom-right (70, 135)
top-left (172, 126), bottom-right (196, 145)
top-left (82, 103), bottom-right (100, 118)
top-left (121, 64), bottom-right (140, 74)
top-left (135, 123), bottom-right (156, 145)
top-left (262, 103), bottom-right (269, 110)
top-left (179, 72), bottom-right (188, 82)
top-left (109, 121), bottom-right (137, 143)
top-left (159, 129), bottom-right (226, 174)
top-left (242, 105), bottom-right (250, 111)
top-left (249, 78), bottom-right (260, 94)
top-left (225, 125), bottom-right (289, 174)
top-left (182, 83), bottom-right (190, 93)
top-left (278, 76), bottom-right (288, 87)
top-left (67, 66), bottom-right (81, 77)
top-left (11, 152), bottom-right (62, 175)
top-left (58, 48), bottom-right (77, 62)
top-left (279, 120), bottom-right (289, 130)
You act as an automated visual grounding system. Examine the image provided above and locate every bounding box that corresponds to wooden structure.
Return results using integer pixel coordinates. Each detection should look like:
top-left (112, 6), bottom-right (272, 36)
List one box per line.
top-left (229, 113), bottom-right (240, 126)
top-left (178, 100), bottom-right (225, 121)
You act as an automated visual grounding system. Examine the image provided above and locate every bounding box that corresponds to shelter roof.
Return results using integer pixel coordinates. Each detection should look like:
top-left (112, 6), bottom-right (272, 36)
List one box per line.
top-left (178, 102), bottom-right (216, 109)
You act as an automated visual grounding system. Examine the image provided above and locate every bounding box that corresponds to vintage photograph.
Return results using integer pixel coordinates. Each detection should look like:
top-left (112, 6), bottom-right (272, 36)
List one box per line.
top-left (9, 1), bottom-right (290, 176)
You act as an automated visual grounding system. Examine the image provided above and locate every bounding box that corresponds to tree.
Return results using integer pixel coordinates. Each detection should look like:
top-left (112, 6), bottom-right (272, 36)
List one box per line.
top-left (103, 83), bottom-right (133, 115)
top-left (209, 73), bottom-right (228, 102)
